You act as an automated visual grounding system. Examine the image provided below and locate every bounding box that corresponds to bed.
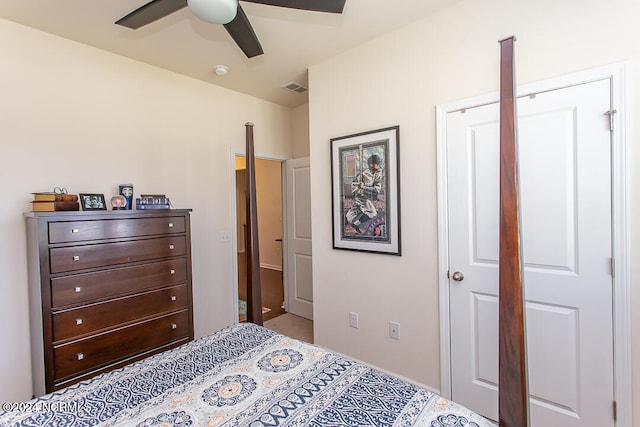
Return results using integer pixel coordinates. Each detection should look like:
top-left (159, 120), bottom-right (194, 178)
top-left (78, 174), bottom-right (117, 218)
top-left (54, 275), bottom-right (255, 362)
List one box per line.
top-left (0, 322), bottom-right (494, 426)
top-left (1, 38), bottom-right (524, 427)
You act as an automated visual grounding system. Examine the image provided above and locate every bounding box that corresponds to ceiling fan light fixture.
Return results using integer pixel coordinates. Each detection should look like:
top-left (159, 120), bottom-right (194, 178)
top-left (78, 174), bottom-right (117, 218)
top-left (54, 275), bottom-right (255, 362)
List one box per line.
top-left (187, 0), bottom-right (238, 25)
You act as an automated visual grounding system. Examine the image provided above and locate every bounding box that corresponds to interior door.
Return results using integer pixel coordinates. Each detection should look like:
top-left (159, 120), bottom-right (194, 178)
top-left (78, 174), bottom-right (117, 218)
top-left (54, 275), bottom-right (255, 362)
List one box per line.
top-left (447, 79), bottom-right (614, 425)
top-left (284, 157), bottom-right (313, 319)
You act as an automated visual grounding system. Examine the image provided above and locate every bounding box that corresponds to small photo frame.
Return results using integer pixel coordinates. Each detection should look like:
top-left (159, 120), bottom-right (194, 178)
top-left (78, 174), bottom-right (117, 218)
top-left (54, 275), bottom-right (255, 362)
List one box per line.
top-left (79, 193), bottom-right (107, 211)
top-left (331, 126), bottom-right (401, 255)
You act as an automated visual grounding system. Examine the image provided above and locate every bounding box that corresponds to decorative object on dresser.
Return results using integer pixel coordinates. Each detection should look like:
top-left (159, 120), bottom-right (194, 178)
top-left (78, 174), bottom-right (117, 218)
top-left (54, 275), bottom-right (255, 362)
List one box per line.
top-left (79, 193), bottom-right (107, 211)
top-left (110, 195), bottom-right (127, 210)
top-left (136, 194), bottom-right (172, 210)
top-left (24, 209), bottom-right (194, 395)
top-left (31, 188), bottom-right (79, 212)
top-left (31, 200), bottom-right (80, 212)
top-left (118, 184), bottom-right (134, 210)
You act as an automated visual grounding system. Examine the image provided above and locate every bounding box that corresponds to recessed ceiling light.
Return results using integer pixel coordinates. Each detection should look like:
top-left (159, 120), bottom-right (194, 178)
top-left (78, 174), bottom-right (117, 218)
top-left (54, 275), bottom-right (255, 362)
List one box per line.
top-left (213, 65), bottom-right (229, 76)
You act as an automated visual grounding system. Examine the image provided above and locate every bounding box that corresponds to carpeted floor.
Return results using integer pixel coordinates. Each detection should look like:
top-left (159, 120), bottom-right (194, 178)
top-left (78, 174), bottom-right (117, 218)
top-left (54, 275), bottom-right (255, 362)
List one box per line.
top-left (264, 313), bottom-right (313, 344)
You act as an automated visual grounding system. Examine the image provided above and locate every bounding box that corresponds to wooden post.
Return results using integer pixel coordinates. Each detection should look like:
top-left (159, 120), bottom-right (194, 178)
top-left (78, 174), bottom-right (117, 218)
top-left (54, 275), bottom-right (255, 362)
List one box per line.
top-left (245, 122), bottom-right (263, 325)
top-left (498, 36), bottom-right (530, 427)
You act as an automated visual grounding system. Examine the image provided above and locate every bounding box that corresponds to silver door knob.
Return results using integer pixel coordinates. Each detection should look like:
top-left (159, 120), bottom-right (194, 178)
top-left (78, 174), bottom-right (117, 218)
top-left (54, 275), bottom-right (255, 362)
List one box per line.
top-left (451, 271), bottom-right (464, 282)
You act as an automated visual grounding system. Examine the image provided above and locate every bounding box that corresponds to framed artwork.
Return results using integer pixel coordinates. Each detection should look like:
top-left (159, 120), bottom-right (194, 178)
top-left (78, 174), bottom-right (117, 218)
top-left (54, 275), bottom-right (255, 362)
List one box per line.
top-left (330, 126), bottom-right (401, 255)
top-left (79, 193), bottom-right (107, 211)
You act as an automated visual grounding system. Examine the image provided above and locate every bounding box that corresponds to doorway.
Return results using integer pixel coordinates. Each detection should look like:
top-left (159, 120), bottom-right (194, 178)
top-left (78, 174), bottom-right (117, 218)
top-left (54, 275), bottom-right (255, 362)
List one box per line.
top-left (234, 155), bottom-right (285, 322)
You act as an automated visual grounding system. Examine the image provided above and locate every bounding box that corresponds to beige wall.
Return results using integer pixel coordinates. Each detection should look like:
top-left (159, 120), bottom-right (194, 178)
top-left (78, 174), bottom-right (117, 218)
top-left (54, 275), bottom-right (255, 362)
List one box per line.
top-left (235, 168), bottom-right (247, 253)
top-left (255, 159), bottom-right (283, 269)
top-left (292, 103), bottom-right (310, 158)
top-left (309, 0), bottom-right (638, 421)
top-left (0, 18), bottom-right (292, 402)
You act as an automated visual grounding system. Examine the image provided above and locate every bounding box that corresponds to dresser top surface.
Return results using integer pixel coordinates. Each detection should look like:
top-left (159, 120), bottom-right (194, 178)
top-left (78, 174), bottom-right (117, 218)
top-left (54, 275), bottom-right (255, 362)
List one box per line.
top-left (24, 209), bottom-right (192, 220)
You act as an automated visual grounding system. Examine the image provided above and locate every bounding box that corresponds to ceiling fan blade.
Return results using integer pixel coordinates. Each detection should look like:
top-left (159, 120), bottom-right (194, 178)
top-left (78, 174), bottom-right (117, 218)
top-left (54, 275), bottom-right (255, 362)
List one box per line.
top-left (116, 0), bottom-right (187, 29)
top-left (224, 4), bottom-right (264, 58)
top-left (241, 0), bottom-right (345, 14)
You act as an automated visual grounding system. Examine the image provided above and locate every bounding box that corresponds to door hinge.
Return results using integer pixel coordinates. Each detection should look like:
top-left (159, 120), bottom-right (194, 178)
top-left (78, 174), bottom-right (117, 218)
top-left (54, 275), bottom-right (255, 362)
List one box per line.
top-left (605, 109), bottom-right (617, 131)
top-left (613, 400), bottom-right (617, 422)
top-left (610, 257), bottom-right (615, 277)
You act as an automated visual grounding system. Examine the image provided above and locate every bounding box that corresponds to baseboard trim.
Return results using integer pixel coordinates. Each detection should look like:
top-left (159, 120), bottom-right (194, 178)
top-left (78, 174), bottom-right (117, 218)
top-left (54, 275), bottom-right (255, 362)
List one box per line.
top-left (260, 263), bottom-right (282, 271)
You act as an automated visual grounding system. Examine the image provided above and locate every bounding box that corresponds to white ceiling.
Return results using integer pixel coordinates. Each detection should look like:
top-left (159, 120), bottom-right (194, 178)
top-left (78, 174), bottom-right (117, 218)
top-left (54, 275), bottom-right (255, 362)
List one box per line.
top-left (0, 0), bottom-right (459, 108)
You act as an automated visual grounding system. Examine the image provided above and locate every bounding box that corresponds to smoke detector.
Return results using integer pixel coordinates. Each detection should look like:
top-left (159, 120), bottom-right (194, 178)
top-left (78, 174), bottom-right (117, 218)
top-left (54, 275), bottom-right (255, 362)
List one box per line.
top-left (213, 65), bottom-right (229, 76)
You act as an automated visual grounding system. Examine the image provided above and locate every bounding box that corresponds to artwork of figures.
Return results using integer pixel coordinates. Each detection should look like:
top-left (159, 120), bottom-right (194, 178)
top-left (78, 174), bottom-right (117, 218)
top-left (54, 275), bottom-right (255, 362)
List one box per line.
top-left (331, 126), bottom-right (401, 255)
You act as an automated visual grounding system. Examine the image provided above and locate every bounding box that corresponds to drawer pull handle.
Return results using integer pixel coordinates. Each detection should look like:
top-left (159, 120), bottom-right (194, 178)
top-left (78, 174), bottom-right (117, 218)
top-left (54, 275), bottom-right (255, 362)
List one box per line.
top-left (77, 353), bottom-right (84, 361)
top-left (74, 287), bottom-right (82, 293)
top-left (73, 256), bottom-right (80, 261)
top-left (170, 269), bottom-right (176, 275)
top-left (76, 318), bottom-right (83, 325)
top-left (171, 296), bottom-right (177, 301)
top-left (169, 244), bottom-right (175, 250)
top-left (71, 229), bottom-right (79, 234)
top-left (168, 223), bottom-right (174, 228)
top-left (171, 323), bottom-right (177, 330)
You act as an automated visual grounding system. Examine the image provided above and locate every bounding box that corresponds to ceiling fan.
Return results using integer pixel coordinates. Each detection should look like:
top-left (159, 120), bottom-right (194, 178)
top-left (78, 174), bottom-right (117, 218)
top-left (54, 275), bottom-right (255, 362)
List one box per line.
top-left (116, 0), bottom-right (347, 58)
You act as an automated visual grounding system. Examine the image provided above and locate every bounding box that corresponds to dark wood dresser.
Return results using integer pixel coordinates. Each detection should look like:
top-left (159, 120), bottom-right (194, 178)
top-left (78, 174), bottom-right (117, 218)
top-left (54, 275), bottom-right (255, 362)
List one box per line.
top-left (24, 210), bottom-right (194, 396)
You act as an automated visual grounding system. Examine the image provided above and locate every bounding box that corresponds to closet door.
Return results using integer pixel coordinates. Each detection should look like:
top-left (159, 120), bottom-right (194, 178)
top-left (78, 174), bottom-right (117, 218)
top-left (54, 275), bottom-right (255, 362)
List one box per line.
top-left (447, 79), bottom-right (614, 426)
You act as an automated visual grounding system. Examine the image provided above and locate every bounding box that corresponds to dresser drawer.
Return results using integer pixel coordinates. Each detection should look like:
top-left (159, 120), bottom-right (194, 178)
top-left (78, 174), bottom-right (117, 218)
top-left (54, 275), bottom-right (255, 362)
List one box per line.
top-left (54, 310), bottom-right (190, 381)
top-left (50, 236), bottom-right (186, 274)
top-left (53, 285), bottom-right (189, 342)
top-left (49, 216), bottom-right (186, 244)
top-left (51, 259), bottom-right (188, 308)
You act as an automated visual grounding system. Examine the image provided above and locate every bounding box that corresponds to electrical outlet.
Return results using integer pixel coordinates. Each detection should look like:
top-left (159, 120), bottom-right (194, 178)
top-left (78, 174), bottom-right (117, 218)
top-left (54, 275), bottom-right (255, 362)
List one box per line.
top-left (389, 321), bottom-right (400, 339)
top-left (219, 231), bottom-right (231, 242)
top-left (349, 312), bottom-right (359, 328)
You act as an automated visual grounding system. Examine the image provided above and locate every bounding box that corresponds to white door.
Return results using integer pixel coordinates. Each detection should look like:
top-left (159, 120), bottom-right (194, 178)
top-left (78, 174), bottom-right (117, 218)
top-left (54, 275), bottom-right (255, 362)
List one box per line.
top-left (447, 79), bottom-right (614, 426)
top-left (284, 157), bottom-right (313, 319)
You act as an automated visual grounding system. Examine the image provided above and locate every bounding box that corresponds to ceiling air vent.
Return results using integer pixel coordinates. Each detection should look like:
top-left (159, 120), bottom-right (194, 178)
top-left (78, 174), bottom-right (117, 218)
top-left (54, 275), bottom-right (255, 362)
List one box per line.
top-left (282, 81), bottom-right (308, 93)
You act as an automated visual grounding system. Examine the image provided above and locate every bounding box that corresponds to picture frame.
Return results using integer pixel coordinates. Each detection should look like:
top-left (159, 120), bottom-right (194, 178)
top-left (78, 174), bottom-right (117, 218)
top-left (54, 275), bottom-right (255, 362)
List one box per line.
top-left (330, 126), bottom-right (401, 255)
top-left (79, 193), bottom-right (107, 211)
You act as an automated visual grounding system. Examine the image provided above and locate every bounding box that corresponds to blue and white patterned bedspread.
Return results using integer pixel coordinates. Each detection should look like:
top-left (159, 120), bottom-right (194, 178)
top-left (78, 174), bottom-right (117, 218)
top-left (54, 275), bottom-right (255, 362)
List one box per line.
top-left (0, 323), bottom-right (494, 426)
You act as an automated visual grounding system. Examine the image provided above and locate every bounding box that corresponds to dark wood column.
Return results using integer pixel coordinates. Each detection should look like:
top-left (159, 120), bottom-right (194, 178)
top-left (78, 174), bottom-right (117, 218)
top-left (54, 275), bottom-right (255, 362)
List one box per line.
top-left (245, 122), bottom-right (263, 325)
top-left (498, 36), bottom-right (530, 427)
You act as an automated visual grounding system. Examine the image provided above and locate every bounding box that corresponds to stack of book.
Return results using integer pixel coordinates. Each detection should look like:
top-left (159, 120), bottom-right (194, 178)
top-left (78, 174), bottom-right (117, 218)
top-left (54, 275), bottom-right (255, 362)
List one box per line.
top-left (31, 192), bottom-right (80, 212)
top-left (136, 194), bottom-right (171, 210)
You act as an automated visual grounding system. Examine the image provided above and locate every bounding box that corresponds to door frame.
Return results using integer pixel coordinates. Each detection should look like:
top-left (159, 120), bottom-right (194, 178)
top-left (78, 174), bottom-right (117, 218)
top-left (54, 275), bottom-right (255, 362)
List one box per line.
top-left (229, 149), bottom-right (287, 323)
top-left (435, 63), bottom-right (630, 426)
